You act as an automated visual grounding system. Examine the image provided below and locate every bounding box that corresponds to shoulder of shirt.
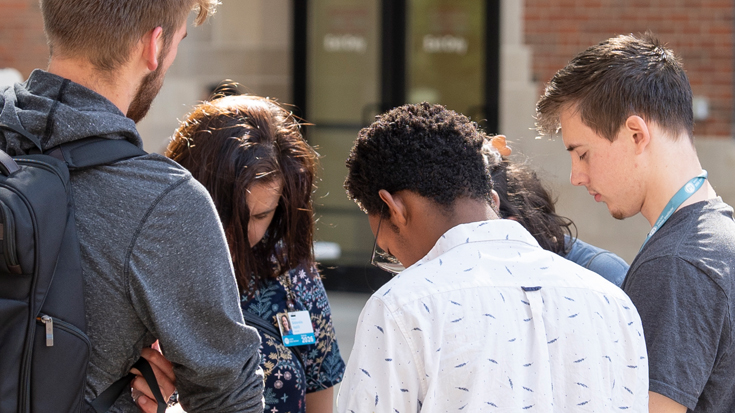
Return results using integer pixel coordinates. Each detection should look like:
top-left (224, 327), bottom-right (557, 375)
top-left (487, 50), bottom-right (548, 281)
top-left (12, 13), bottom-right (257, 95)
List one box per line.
top-left (108, 156), bottom-right (225, 240)
top-left (286, 262), bottom-right (323, 295)
top-left (565, 239), bottom-right (629, 286)
top-left (287, 261), bottom-right (319, 278)
top-left (627, 253), bottom-right (734, 301)
top-left (373, 249), bottom-right (633, 314)
top-left (89, 151), bottom-right (196, 191)
top-left (369, 261), bottom-right (447, 311)
top-left (124, 152), bottom-right (192, 178)
top-left (632, 198), bottom-right (735, 276)
top-left (137, 155), bottom-right (212, 200)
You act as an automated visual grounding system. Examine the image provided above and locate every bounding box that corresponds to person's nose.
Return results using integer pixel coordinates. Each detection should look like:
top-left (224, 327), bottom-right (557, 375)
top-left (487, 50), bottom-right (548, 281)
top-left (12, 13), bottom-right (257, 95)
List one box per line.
top-left (570, 159), bottom-right (588, 187)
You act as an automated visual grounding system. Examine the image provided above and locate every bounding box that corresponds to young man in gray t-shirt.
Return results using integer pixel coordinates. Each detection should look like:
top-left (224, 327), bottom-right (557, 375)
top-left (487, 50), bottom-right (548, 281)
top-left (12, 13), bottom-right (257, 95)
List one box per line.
top-left (536, 33), bottom-right (735, 413)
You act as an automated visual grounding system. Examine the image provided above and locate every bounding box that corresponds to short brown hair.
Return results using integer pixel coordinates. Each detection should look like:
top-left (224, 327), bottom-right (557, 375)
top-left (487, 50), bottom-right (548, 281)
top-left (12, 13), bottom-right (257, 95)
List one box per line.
top-left (41, 0), bottom-right (218, 72)
top-left (536, 33), bottom-right (694, 142)
top-left (167, 95), bottom-right (318, 296)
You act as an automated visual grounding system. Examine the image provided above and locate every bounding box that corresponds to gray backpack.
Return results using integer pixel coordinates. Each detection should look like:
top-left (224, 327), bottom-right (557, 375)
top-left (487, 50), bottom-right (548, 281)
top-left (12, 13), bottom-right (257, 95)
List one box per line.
top-left (0, 122), bottom-right (165, 413)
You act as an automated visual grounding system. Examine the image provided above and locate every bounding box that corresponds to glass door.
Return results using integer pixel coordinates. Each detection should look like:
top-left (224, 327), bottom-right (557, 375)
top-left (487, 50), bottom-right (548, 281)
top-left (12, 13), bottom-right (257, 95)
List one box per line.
top-left (298, 0), bottom-right (498, 289)
top-left (406, 0), bottom-right (486, 122)
top-left (307, 0), bottom-right (381, 267)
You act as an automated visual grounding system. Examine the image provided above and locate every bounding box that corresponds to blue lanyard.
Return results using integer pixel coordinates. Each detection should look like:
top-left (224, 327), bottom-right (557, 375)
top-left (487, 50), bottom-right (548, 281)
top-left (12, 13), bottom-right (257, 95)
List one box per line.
top-left (640, 170), bottom-right (708, 251)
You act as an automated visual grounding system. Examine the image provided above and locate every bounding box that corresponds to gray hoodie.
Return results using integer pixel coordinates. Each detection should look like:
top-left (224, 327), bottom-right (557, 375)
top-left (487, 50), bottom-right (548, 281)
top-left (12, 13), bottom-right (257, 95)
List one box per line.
top-left (0, 70), bottom-right (264, 412)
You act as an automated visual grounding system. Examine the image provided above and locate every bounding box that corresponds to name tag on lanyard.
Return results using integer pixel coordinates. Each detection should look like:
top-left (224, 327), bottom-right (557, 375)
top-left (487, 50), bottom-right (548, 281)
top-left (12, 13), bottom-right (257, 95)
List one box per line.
top-left (277, 310), bottom-right (316, 347)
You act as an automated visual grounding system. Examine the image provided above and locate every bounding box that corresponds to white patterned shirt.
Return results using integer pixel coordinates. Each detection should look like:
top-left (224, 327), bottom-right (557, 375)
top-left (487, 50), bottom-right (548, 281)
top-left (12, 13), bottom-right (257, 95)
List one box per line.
top-left (337, 219), bottom-right (648, 412)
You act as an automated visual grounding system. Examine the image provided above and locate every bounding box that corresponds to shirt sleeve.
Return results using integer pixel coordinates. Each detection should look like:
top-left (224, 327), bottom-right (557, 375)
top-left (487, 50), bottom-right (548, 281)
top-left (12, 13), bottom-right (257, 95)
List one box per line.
top-left (294, 265), bottom-right (346, 393)
top-left (336, 296), bottom-right (423, 413)
top-left (586, 251), bottom-right (629, 287)
top-left (126, 178), bottom-right (264, 413)
top-left (625, 256), bottom-right (728, 409)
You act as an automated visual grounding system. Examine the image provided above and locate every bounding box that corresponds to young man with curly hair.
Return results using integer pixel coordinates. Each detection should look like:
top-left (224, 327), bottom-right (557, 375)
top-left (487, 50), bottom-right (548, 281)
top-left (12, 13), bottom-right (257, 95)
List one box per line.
top-left (337, 102), bottom-right (648, 412)
top-left (0, 1), bottom-right (264, 411)
top-left (536, 33), bottom-right (735, 413)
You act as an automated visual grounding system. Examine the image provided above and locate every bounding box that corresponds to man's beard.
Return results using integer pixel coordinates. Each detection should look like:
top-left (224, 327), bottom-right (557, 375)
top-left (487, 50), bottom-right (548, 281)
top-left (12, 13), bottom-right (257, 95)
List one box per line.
top-left (126, 61), bottom-right (166, 123)
top-left (610, 205), bottom-right (627, 220)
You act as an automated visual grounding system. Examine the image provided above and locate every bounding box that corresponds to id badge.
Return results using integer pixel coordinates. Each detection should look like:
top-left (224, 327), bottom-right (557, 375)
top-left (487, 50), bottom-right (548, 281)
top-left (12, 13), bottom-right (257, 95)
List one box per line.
top-left (278, 311), bottom-right (316, 347)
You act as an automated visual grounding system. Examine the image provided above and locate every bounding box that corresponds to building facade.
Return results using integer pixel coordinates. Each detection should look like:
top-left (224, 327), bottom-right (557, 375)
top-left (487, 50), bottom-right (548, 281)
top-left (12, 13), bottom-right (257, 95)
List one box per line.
top-left (1, 0), bottom-right (733, 285)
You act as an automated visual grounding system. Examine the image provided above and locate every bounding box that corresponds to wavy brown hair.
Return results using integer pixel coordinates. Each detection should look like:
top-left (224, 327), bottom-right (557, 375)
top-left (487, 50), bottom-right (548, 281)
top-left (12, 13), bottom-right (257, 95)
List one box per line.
top-left (167, 95), bottom-right (318, 296)
top-left (490, 159), bottom-right (576, 255)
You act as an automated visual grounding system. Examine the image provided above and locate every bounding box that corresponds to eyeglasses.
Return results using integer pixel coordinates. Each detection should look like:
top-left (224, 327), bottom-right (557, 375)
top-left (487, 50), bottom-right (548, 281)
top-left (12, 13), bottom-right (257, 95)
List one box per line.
top-left (370, 215), bottom-right (405, 275)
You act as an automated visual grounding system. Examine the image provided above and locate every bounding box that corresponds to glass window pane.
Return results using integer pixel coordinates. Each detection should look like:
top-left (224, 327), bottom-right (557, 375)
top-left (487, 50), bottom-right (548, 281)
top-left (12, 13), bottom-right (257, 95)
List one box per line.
top-left (308, 0), bottom-right (380, 124)
top-left (307, 0), bottom-right (381, 265)
top-left (407, 0), bottom-right (485, 120)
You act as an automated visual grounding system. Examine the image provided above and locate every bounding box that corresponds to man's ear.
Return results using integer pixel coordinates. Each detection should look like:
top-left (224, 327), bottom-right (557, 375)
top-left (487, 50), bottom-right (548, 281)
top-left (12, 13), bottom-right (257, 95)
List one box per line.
top-left (490, 190), bottom-right (501, 217)
top-left (141, 26), bottom-right (164, 72)
top-left (624, 115), bottom-right (651, 155)
top-left (378, 189), bottom-right (408, 228)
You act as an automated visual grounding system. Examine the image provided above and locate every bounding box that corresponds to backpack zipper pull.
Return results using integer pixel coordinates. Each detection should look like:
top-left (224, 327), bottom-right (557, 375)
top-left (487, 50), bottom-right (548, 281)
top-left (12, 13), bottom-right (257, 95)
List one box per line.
top-left (40, 315), bottom-right (54, 347)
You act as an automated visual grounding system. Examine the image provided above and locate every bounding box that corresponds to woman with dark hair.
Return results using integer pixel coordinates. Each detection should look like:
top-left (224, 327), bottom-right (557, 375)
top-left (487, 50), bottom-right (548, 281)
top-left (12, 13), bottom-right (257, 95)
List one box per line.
top-left (487, 136), bottom-right (629, 287)
top-left (280, 314), bottom-right (293, 336)
top-left (133, 95), bottom-right (345, 412)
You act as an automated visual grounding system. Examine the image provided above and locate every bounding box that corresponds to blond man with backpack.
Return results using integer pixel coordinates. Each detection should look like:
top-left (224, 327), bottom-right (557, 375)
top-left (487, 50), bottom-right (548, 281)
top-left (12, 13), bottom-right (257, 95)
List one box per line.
top-left (0, 1), bottom-right (264, 412)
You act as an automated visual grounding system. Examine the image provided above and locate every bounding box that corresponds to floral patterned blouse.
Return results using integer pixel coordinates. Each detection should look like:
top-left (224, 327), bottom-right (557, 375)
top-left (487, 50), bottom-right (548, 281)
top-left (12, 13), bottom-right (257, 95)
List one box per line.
top-left (241, 264), bottom-right (345, 413)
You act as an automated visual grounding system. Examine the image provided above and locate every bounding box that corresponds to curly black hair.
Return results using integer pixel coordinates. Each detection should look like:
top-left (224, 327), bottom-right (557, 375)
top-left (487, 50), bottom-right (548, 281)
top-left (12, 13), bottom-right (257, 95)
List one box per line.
top-left (344, 102), bottom-right (494, 217)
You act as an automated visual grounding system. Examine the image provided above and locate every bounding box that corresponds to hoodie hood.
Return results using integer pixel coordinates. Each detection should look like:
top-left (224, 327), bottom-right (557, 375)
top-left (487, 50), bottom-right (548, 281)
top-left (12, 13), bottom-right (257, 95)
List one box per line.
top-left (0, 69), bottom-right (142, 156)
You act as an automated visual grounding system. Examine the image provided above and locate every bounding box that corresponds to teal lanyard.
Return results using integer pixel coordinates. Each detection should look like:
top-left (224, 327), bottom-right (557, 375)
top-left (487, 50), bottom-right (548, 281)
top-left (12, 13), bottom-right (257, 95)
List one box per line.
top-left (640, 170), bottom-right (708, 251)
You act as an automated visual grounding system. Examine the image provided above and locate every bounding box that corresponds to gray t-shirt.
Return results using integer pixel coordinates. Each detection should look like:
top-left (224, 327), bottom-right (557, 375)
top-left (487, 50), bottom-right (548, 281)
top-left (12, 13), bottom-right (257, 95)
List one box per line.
top-left (623, 198), bottom-right (735, 412)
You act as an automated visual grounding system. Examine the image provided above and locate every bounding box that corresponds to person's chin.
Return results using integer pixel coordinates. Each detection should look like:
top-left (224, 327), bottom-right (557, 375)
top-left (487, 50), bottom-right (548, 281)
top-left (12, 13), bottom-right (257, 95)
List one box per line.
top-left (608, 205), bottom-right (629, 221)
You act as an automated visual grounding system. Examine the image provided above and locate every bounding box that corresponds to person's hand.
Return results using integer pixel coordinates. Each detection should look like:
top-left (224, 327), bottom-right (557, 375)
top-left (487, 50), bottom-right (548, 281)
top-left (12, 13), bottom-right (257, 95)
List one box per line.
top-left (130, 341), bottom-right (176, 412)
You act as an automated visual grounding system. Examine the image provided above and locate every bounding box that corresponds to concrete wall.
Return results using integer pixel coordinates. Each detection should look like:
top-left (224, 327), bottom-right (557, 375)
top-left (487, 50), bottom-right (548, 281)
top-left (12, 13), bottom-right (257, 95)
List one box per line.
top-left (137, 0), bottom-right (293, 153)
top-left (0, 0), bottom-right (293, 154)
top-left (2, 0), bottom-right (732, 264)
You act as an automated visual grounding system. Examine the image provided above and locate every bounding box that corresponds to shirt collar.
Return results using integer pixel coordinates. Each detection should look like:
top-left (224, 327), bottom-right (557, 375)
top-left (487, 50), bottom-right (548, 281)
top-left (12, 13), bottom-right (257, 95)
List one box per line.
top-left (414, 219), bottom-right (540, 266)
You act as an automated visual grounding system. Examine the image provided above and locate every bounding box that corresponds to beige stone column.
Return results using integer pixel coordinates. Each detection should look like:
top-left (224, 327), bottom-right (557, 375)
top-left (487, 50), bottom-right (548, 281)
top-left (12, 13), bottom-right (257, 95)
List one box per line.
top-left (137, 0), bottom-right (293, 153)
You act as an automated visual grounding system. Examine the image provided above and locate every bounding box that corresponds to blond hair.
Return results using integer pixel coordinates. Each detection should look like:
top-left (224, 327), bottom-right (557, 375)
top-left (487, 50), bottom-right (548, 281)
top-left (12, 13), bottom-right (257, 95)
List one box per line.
top-left (41, 0), bottom-right (219, 72)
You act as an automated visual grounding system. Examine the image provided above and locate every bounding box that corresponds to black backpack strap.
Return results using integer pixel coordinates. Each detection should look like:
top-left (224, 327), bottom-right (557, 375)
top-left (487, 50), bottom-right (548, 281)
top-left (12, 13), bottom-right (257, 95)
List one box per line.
top-left (0, 121), bottom-right (43, 152)
top-left (88, 357), bottom-right (166, 413)
top-left (0, 121), bottom-right (146, 169)
top-left (0, 149), bottom-right (20, 176)
top-left (242, 311), bottom-right (305, 369)
top-left (46, 137), bottom-right (147, 170)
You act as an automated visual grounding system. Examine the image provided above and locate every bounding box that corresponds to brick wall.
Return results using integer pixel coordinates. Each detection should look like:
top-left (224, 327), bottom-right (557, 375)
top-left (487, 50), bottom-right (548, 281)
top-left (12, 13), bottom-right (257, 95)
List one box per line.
top-left (0, 0), bottom-right (48, 78)
top-left (525, 0), bottom-right (734, 137)
top-left (3, 0), bottom-right (732, 137)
